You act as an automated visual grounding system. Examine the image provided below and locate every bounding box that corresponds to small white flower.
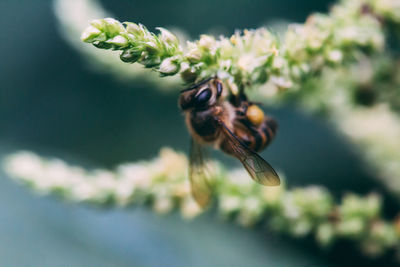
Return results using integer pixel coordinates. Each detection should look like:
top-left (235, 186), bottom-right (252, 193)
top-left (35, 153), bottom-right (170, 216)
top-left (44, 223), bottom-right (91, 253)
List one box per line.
top-left (316, 223), bottom-right (334, 246)
top-left (4, 152), bottom-right (42, 179)
top-left (125, 22), bottom-right (141, 35)
top-left (145, 41), bottom-right (159, 51)
top-left (93, 170), bottom-right (116, 192)
top-left (226, 78), bottom-right (239, 95)
top-left (237, 54), bottom-right (264, 73)
top-left (74, 184), bottom-right (98, 202)
top-left (185, 42), bottom-right (202, 62)
top-left (103, 18), bottom-right (125, 33)
top-left (262, 183), bottom-right (283, 204)
top-left (272, 57), bottom-right (285, 69)
top-left (337, 218), bottom-right (365, 235)
top-left (114, 178), bottom-right (135, 206)
top-left (153, 196), bottom-right (174, 214)
top-left (220, 195), bottom-right (241, 213)
top-left (198, 35), bottom-right (216, 49)
top-left (327, 50), bottom-right (343, 63)
top-left (270, 76), bottom-right (293, 89)
top-left (159, 57), bottom-right (180, 75)
top-left (282, 195), bottom-right (301, 219)
top-left (180, 196), bottom-right (202, 219)
top-left (90, 19), bottom-right (105, 30)
top-left (156, 27), bottom-right (179, 45)
top-left (117, 164), bottom-right (151, 189)
top-left (106, 35), bottom-right (128, 47)
top-left (291, 219), bottom-right (312, 237)
top-left (154, 148), bottom-right (187, 180)
top-left (80, 25), bottom-right (102, 42)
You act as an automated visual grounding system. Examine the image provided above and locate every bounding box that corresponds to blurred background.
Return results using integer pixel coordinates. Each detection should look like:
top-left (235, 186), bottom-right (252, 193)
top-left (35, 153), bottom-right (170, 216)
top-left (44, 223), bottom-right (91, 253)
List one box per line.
top-left (0, 0), bottom-right (398, 266)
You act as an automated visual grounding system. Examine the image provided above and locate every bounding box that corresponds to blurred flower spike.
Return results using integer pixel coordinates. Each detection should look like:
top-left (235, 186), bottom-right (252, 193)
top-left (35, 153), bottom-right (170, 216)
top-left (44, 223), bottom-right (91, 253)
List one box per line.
top-left (4, 148), bottom-right (400, 257)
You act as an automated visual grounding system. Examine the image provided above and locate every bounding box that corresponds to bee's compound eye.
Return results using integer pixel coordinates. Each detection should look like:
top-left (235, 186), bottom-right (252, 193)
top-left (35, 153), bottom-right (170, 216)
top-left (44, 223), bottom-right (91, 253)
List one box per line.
top-left (195, 88), bottom-right (212, 106)
top-left (216, 81), bottom-right (223, 97)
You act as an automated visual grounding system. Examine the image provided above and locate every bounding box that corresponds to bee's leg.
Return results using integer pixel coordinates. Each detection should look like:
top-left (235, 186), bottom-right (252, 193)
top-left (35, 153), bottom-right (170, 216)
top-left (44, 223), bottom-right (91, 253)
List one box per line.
top-left (234, 98), bottom-right (253, 121)
top-left (228, 89), bottom-right (248, 107)
top-left (235, 103), bottom-right (248, 119)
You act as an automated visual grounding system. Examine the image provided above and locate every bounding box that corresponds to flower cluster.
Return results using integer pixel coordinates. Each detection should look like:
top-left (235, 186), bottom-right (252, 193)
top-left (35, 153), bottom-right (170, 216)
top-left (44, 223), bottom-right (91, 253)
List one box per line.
top-left (282, 0), bottom-right (384, 83)
top-left (81, 18), bottom-right (182, 75)
top-left (339, 104), bottom-right (400, 196)
top-left (286, 53), bottom-right (400, 199)
top-left (81, 18), bottom-right (281, 87)
top-left (3, 148), bottom-right (400, 258)
top-left (336, 194), bottom-right (395, 255)
top-left (371, 0), bottom-right (400, 23)
top-left (3, 148), bottom-right (204, 218)
top-left (54, 0), bottom-right (181, 88)
top-left (269, 187), bottom-right (333, 238)
top-left (81, 0), bottom-right (398, 93)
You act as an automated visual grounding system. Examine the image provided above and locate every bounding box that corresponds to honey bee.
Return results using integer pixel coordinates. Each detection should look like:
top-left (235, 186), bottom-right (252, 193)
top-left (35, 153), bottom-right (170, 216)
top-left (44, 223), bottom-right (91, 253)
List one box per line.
top-left (179, 77), bottom-right (280, 207)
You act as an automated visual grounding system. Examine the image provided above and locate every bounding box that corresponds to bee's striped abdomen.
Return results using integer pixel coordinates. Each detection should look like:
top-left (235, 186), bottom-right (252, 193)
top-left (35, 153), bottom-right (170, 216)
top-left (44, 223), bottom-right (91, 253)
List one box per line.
top-left (239, 116), bottom-right (278, 152)
top-left (258, 117), bottom-right (278, 151)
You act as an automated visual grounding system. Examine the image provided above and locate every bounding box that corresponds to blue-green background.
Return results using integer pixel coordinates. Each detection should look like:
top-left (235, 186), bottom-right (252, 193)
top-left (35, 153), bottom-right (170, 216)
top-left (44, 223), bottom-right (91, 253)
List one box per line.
top-left (0, 0), bottom-right (397, 266)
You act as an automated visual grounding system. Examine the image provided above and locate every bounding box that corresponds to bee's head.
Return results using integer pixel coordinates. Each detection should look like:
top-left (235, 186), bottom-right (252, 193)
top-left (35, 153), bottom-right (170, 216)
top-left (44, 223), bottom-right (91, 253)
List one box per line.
top-left (179, 77), bottom-right (224, 111)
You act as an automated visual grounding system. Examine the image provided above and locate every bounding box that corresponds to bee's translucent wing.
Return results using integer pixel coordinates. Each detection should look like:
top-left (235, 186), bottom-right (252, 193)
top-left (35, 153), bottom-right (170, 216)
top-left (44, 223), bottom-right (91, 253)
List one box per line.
top-left (189, 138), bottom-right (213, 208)
top-left (218, 120), bottom-right (280, 186)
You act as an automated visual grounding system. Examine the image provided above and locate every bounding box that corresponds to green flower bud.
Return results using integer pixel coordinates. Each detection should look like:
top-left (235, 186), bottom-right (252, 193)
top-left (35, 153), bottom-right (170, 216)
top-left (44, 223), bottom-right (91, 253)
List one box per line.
top-left (106, 35), bottom-right (129, 48)
top-left (370, 221), bottom-right (397, 246)
top-left (93, 41), bottom-right (113, 50)
top-left (199, 35), bottom-right (216, 50)
top-left (156, 27), bottom-right (179, 45)
top-left (316, 223), bottom-right (335, 246)
top-left (327, 50), bottom-right (343, 63)
top-left (102, 18), bottom-right (125, 36)
top-left (153, 196), bottom-right (173, 214)
top-left (185, 43), bottom-right (203, 63)
top-left (236, 197), bottom-right (264, 227)
top-left (80, 25), bottom-right (102, 42)
top-left (337, 218), bottom-right (365, 237)
top-left (340, 194), bottom-right (364, 217)
top-left (373, 0), bottom-right (400, 23)
top-left (140, 56), bottom-right (161, 68)
top-left (90, 19), bottom-right (106, 30)
top-left (125, 22), bottom-right (141, 35)
top-left (364, 194), bottom-right (381, 218)
top-left (144, 41), bottom-right (160, 54)
top-left (120, 49), bottom-right (142, 63)
top-left (158, 57), bottom-right (180, 75)
top-left (290, 219), bottom-right (312, 237)
top-left (180, 62), bottom-right (198, 83)
top-left (219, 195), bottom-right (241, 216)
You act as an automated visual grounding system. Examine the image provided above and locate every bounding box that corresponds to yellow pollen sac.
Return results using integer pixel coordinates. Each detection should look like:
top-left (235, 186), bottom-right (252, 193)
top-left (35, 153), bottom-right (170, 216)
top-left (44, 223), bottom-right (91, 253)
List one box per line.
top-left (246, 105), bottom-right (264, 126)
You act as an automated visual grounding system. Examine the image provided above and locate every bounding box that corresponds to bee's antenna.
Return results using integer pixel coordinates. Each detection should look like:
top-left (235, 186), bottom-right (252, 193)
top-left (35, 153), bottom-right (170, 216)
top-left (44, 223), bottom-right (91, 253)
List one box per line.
top-left (180, 77), bottom-right (214, 93)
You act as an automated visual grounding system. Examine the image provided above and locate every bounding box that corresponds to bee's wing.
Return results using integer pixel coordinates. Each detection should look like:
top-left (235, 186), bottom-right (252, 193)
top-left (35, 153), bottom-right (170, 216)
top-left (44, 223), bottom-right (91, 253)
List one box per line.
top-left (218, 120), bottom-right (280, 186)
top-left (189, 138), bottom-right (213, 208)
